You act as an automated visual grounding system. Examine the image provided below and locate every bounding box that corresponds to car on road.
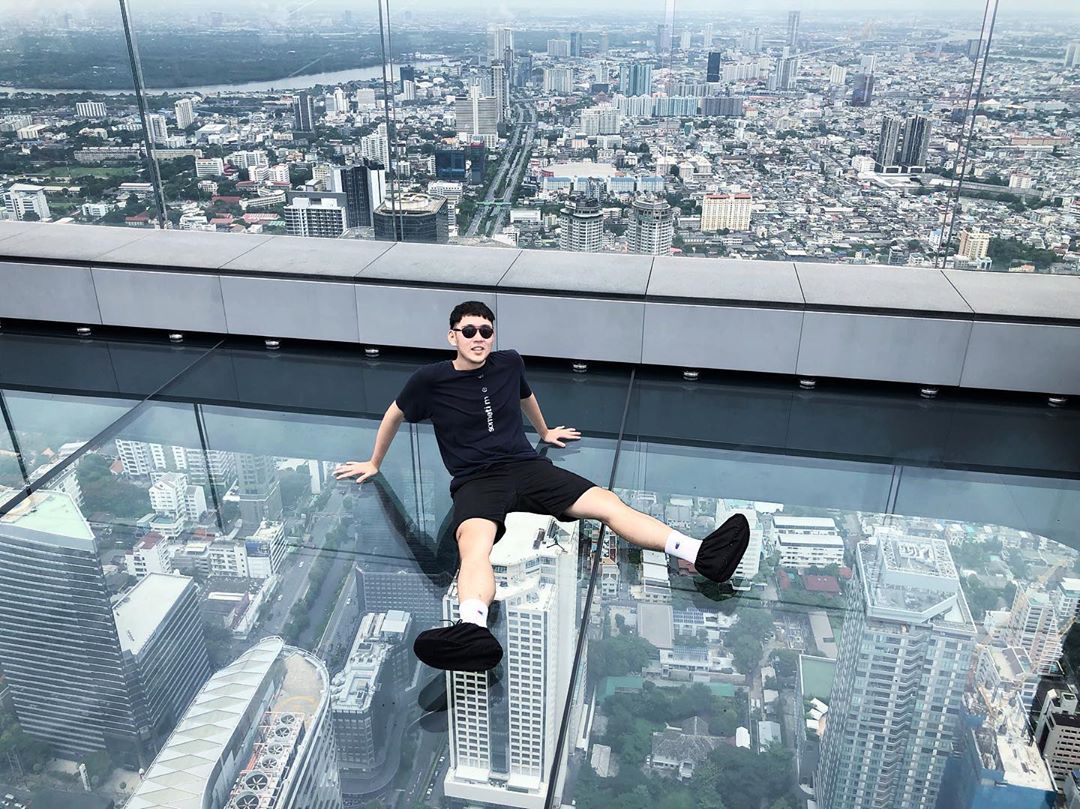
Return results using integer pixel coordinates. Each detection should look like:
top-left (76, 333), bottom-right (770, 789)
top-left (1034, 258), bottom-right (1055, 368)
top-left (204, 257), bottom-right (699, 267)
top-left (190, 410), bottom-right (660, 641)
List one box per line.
top-left (346, 598), bottom-right (353, 605)
top-left (299, 561), bottom-right (305, 568)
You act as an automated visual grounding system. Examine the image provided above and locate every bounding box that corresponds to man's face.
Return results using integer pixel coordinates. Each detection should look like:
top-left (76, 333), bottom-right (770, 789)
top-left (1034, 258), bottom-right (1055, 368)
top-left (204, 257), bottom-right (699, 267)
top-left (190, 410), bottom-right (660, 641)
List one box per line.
top-left (448, 315), bottom-right (494, 363)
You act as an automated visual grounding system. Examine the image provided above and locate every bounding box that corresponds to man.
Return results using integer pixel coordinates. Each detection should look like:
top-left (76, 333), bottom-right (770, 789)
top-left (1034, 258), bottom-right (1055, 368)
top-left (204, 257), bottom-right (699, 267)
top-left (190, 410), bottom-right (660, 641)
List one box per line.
top-left (334, 301), bottom-right (749, 672)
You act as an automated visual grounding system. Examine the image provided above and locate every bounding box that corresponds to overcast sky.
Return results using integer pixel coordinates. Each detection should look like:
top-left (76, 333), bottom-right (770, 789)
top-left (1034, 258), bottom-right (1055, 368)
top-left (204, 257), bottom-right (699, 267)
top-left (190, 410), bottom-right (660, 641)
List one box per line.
top-left (1, 0), bottom-right (1077, 23)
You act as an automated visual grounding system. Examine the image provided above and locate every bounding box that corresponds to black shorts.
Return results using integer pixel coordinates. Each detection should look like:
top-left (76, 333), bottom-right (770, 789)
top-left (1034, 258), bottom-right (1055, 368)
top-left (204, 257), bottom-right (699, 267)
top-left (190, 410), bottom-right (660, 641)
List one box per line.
top-left (449, 457), bottom-right (597, 544)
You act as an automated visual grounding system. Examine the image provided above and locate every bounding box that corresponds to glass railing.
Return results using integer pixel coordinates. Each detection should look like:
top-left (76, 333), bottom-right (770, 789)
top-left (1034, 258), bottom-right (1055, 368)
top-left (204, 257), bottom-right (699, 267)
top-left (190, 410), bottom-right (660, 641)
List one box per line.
top-left (2, 4), bottom-right (1074, 274)
top-left (1, 325), bottom-right (1079, 809)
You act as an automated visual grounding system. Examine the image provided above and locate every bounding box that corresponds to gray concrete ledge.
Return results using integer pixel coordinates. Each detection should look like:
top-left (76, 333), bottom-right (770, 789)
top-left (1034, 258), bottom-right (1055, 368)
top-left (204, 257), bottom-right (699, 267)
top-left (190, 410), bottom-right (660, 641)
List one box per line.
top-left (1, 222), bottom-right (1078, 395)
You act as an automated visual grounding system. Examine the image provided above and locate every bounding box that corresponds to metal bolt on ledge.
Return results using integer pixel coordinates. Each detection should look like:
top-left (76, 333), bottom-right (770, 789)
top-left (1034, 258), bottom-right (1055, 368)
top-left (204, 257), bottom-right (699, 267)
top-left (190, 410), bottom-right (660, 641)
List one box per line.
top-left (168, 333), bottom-right (184, 343)
top-left (264, 338), bottom-right (280, 351)
top-left (683, 369), bottom-right (700, 381)
top-left (572, 361), bottom-right (588, 374)
top-left (364, 346), bottom-right (380, 358)
top-left (1048, 396), bottom-right (1068, 408)
top-left (920, 387), bottom-right (939, 399)
top-left (799, 378), bottom-right (816, 390)
top-left (76, 326), bottom-right (92, 337)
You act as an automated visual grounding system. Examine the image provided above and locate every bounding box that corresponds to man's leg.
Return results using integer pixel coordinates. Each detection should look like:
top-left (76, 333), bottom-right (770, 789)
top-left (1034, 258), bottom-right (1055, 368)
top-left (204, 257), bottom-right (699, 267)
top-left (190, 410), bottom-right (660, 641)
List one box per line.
top-left (564, 486), bottom-right (750, 583)
top-left (413, 517), bottom-right (504, 672)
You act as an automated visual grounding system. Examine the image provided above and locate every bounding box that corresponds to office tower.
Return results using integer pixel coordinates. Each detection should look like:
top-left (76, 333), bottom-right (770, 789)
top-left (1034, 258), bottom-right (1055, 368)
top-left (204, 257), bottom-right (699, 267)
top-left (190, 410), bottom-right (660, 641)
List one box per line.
top-left (543, 67), bottom-right (573, 95)
top-left (1035, 688), bottom-right (1080, 793)
top-left (0, 491), bottom-right (208, 765)
top-left (355, 566), bottom-right (452, 631)
top-left (2, 184), bottom-right (51, 221)
top-left (957, 228), bottom-right (990, 261)
top-left (559, 195), bottom-right (603, 252)
top-left (333, 160), bottom-right (386, 230)
top-left (679, 30), bottom-right (692, 51)
top-left (333, 611), bottom-right (412, 797)
top-left (442, 514), bottom-right (583, 809)
top-left (787, 10), bottom-right (801, 49)
top-left (701, 193), bottom-right (752, 232)
top-left (174, 98), bottom-right (194, 129)
top-left (547, 38), bottom-right (570, 58)
top-left (1005, 589), bottom-right (1064, 675)
top-left (146, 113), bottom-right (168, 144)
top-left (703, 23), bottom-right (714, 48)
top-left (514, 53), bottom-right (534, 88)
top-left (570, 31), bottom-right (583, 58)
top-left (234, 453), bottom-right (283, 527)
top-left (875, 114), bottom-right (930, 173)
top-left (373, 194), bottom-right (449, 244)
top-left (243, 521), bottom-right (287, 579)
top-left (490, 25), bottom-right (514, 62)
top-left (829, 65), bottom-right (847, 86)
top-left (598, 31), bottom-right (609, 56)
top-left (622, 61), bottom-right (653, 96)
top-left (435, 146), bottom-right (467, 181)
top-left (817, 534), bottom-right (975, 809)
top-left (860, 54), bottom-right (878, 74)
top-left (465, 141), bottom-right (488, 183)
top-left (324, 91), bottom-right (339, 114)
top-left (492, 62), bottom-right (510, 123)
top-left (129, 637), bottom-right (342, 809)
top-left (294, 90), bottom-right (315, 131)
top-left (706, 52), bottom-right (723, 83)
top-left (457, 89), bottom-right (500, 135)
top-left (851, 73), bottom-right (874, 106)
top-left (399, 64), bottom-right (416, 85)
top-left (656, 23), bottom-right (672, 55)
top-left (429, 181), bottom-right (464, 233)
top-left (75, 100), bottom-right (107, 119)
top-left (1065, 43), bottom-right (1080, 69)
top-left (701, 96), bottom-right (745, 117)
top-left (773, 47), bottom-right (798, 90)
top-left (113, 574), bottom-right (212, 757)
top-left (628, 195), bottom-right (673, 255)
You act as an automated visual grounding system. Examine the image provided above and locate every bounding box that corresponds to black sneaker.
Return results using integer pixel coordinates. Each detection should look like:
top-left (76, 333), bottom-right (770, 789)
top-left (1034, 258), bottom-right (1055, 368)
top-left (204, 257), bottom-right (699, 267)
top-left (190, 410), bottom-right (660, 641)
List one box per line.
top-left (413, 620), bottom-right (504, 672)
top-left (695, 513), bottom-right (751, 583)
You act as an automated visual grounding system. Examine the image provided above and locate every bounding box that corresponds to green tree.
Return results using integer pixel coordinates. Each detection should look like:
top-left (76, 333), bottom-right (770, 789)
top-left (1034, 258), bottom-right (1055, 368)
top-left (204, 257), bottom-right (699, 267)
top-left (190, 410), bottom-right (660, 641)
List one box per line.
top-left (76, 452), bottom-right (151, 518)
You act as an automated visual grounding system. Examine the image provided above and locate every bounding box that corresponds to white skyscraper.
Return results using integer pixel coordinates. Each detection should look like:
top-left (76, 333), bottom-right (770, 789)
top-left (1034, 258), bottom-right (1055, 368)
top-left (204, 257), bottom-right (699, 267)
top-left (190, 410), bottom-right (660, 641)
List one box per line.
top-left (456, 89), bottom-right (500, 136)
top-left (628, 195), bottom-right (673, 255)
top-left (174, 98), bottom-right (195, 129)
top-left (817, 532), bottom-right (976, 809)
top-left (442, 514), bottom-right (584, 809)
top-left (360, 124), bottom-right (390, 166)
top-left (543, 67), bottom-right (573, 95)
top-left (491, 26), bottom-right (514, 61)
top-left (701, 193), bottom-right (753, 232)
top-left (147, 113), bottom-right (168, 144)
top-left (1005, 588), bottom-right (1063, 675)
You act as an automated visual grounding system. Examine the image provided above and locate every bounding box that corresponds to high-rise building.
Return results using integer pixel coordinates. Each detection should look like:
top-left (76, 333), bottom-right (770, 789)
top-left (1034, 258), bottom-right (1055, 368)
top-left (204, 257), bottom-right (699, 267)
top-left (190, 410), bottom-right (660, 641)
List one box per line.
top-left (235, 453), bottom-right (283, 527)
top-left (333, 611), bottom-right (412, 797)
top-left (1035, 688), bottom-right (1080, 793)
top-left (373, 193), bottom-right (449, 243)
top-left (1065, 43), bottom-right (1080, 69)
top-left (294, 90), bottom-right (316, 132)
top-left (2, 183), bottom-right (51, 221)
top-left (628, 195), bottom-right (674, 255)
top-left (957, 228), bottom-right (990, 261)
top-left (621, 61), bottom-right (653, 96)
top-left (706, 52), bottom-right (723, 83)
top-left (851, 73), bottom-right (875, 106)
top-left (1005, 589), bottom-right (1063, 675)
top-left (559, 195), bottom-right (603, 252)
top-left (547, 38), bottom-right (570, 59)
top-left (875, 114), bottom-right (931, 173)
top-left (174, 98), bottom-right (195, 129)
top-left (360, 126), bottom-right (390, 168)
top-left (435, 146), bottom-right (467, 181)
top-left (146, 113), bottom-right (169, 144)
top-left (598, 31), bottom-right (609, 56)
top-left (492, 62), bottom-right (510, 123)
top-left (772, 47), bottom-right (799, 91)
top-left (333, 160), bottom-right (387, 230)
top-left (829, 65), bottom-right (847, 86)
top-left (739, 28), bottom-right (762, 53)
top-left (456, 89), bottom-right (500, 135)
top-left (128, 637), bottom-right (342, 809)
top-left (678, 30), bottom-right (691, 51)
top-left (428, 180), bottom-right (464, 233)
top-left (284, 193), bottom-right (346, 237)
top-left (75, 100), bottom-right (108, 119)
top-left (514, 53), bottom-right (533, 88)
top-left (701, 193), bottom-right (753, 232)
top-left (860, 54), bottom-right (878, 75)
top-left (701, 96), bottom-right (745, 117)
top-left (703, 23), bottom-right (714, 48)
top-left (570, 31), bottom-right (583, 58)
top-left (817, 532), bottom-right (975, 809)
top-left (355, 566), bottom-right (452, 632)
top-left (490, 26), bottom-right (514, 62)
top-left (543, 67), bottom-right (573, 95)
top-left (579, 105), bottom-right (621, 136)
top-left (787, 10), bottom-right (801, 49)
top-left (0, 491), bottom-right (209, 765)
top-left (442, 514), bottom-right (583, 809)
top-left (656, 23), bottom-right (672, 55)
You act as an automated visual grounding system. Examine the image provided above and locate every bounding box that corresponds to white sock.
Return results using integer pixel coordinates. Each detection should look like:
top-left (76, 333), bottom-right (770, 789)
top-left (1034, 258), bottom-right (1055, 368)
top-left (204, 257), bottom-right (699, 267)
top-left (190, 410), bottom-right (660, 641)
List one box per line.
top-left (665, 531), bottom-right (702, 564)
top-left (459, 598), bottom-right (489, 628)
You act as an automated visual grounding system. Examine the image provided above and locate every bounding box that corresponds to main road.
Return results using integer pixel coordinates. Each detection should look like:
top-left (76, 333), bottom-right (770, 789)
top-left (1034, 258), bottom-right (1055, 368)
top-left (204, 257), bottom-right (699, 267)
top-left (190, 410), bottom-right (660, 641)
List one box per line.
top-left (464, 97), bottom-right (537, 238)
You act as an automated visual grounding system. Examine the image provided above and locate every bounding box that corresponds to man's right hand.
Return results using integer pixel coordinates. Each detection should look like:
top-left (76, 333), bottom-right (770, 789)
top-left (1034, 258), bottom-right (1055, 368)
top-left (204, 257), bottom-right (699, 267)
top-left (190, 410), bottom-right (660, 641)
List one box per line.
top-left (333, 460), bottom-right (379, 485)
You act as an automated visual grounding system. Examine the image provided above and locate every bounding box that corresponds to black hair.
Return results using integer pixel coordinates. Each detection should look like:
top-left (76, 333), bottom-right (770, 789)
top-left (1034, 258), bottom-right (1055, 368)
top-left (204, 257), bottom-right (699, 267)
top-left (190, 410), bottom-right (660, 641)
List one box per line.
top-left (449, 301), bottom-right (495, 329)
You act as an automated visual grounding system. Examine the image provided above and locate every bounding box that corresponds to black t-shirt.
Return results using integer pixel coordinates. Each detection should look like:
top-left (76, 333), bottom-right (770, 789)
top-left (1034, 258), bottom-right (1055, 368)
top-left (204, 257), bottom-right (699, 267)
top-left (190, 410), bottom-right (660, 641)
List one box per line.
top-left (394, 349), bottom-right (538, 490)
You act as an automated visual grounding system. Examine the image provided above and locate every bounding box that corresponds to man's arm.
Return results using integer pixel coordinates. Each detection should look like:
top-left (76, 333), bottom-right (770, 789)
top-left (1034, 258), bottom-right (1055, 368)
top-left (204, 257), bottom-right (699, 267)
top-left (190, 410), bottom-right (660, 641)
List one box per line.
top-left (520, 393), bottom-right (550, 437)
top-left (333, 402), bottom-right (405, 483)
top-left (521, 393), bottom-right (582, 447)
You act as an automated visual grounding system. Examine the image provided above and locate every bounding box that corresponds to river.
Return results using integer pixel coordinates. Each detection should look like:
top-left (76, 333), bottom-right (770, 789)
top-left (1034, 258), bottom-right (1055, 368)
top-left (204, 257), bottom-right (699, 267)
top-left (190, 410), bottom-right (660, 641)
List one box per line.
top-left (0, 59), bottom-right (447, 97)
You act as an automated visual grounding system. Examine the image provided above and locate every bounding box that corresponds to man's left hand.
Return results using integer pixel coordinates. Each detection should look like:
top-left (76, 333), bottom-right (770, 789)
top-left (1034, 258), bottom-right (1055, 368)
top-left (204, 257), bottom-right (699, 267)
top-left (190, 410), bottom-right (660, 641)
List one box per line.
top-left (542, 426), bottom-right (581, 447)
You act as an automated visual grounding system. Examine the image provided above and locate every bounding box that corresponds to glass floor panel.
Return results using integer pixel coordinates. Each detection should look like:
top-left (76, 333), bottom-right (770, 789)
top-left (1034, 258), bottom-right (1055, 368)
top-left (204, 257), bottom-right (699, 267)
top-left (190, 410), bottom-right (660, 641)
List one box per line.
top-left (0, 329), bottom-right (1077, 809)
